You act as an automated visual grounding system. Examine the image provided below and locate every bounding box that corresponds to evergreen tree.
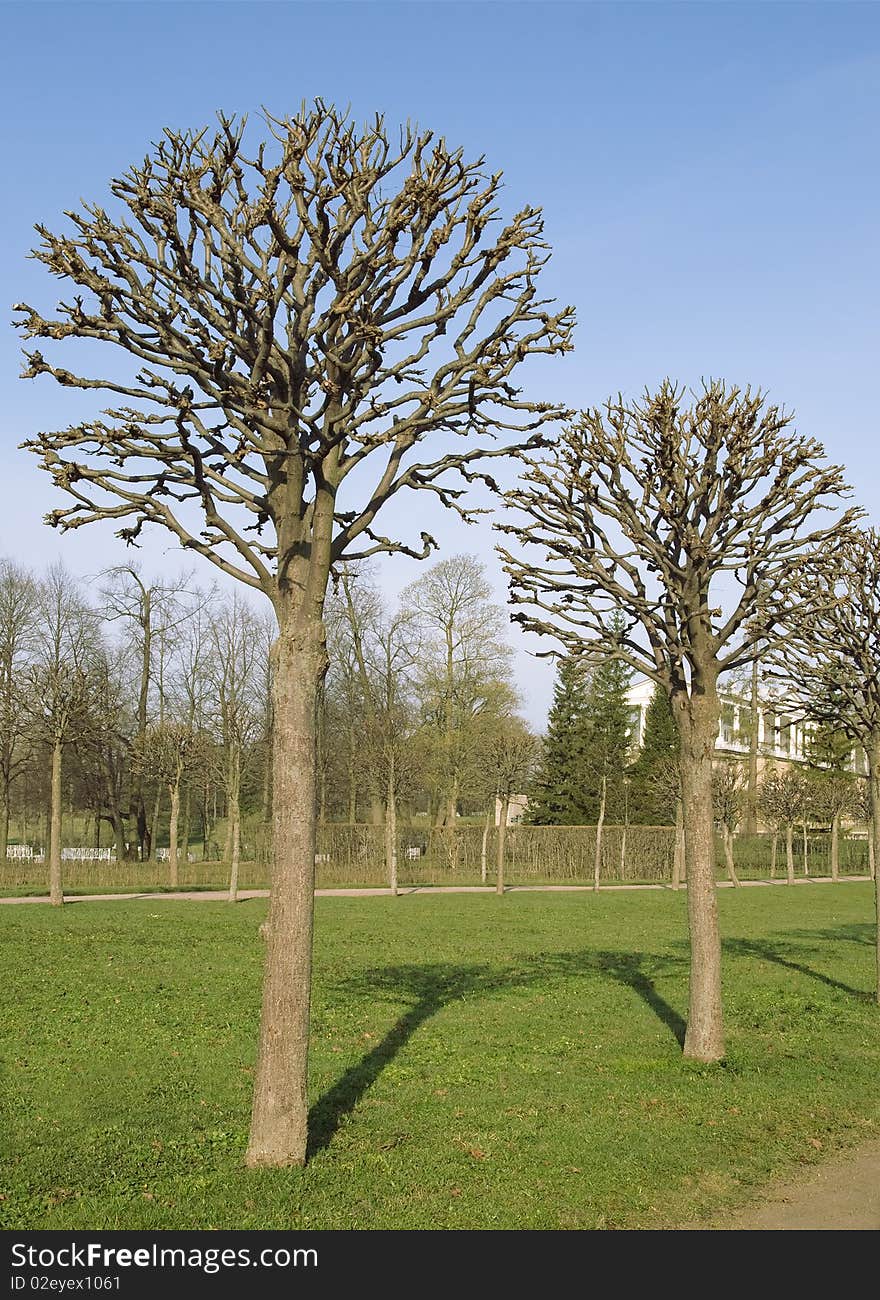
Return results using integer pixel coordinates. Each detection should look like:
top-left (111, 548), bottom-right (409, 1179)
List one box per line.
top-left (629, 685), bottom-right (679, 823)
top-left (526, 655), bottom-right (590, 824)
top-left (579, 647), bottom-right (633, 821)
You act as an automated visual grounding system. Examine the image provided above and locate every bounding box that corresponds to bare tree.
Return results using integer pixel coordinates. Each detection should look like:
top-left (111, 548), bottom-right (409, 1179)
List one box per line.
top-left (99, 566), bottom-right (192, 859)
top-left (498, 381), bottom-right (855, 1061)
top-left (15, 103), bottom-right (573, 1165)
top-left (206, 591), bottom-right (263, 901)
top-left (0, 560), bottom-right (39, 862)
top-left (769, 528), bottom-right (880, 998)
top-left (712, 762), bottom-right (744, 887)
top-left (759, 769), bottom-right (807, 885)
top-left (133, 722), bottom-right (206, 886)
top-left (477, 716), bottom-right (538, 893)
top-left (404, 554), bottom-right (516, 827)
top-left (28, 565), bottom-right (100, 904)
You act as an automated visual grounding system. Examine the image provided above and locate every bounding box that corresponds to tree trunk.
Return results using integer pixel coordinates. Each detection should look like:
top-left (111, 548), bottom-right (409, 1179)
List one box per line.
top-left (385, 759), bottom-right (398, 898)
top-left (785, 823), bottom-right (795, 884)
top-left (112, 812), bottom-right (125, 866)
top-left (802, 821), bottom-right (809, 876)
top-left (227, 743), bottom-right (241, 902)
top-left (619, 806), bottom-right (628, 879)
top-left (168, 780), bottom-right (180, 889)
top-left (675, 689), bottom-right (724, 1062)
top-left (48, 738), bottom-right (63, 906)
top-left (0, 793), bottom-right (8, 866)
top-left (593, 773), bottom-right (606, 893)
top-left (180, 784), bottom-right (191, 867)
top-left (480, 806), bottom-right (491, 884)
top-left (672, 797), bottom-right (684, 890)
top-left (722, 824), bottom-right (740, 886)
top-left (830, 812), bottom-right (840, 882)
top-left (246, 621), bottom-right (326, 1168)
top-left (149, 787), bottom-right (161, 863)
top-left (496, 794), bottom-right (509, 895)
top-left (770, 830), bottom-right (778, 878)
top-left (744, 657), bottom-right (759, 835)
top-left (869, 737), bottom-right (880, 1005)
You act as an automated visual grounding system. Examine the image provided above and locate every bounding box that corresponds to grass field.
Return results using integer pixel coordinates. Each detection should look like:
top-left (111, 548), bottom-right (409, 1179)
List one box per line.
top-left (1, 885), bottom-right (878, 1230)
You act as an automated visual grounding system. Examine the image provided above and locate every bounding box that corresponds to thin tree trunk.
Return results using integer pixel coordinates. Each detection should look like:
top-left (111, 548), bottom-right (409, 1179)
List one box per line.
top-left (480, 805), bottom-right (491, 884)
top-left (48, 738), bottom-right (63, 906)
top-left (226, 754), bottom-right (240, 904)
top-left (744, 657), bottom-right (759, 835)
top-left (869, 738), bottom-right (880, 1005)
top-left (593, 773), bottom-right (606, 893)
top-left (180, 785), bottom-right (191, 867)
top-left (770, 829), bottom-right (778, 878)
top-left (385, 759), bottom-right (398, 898)
top-left (246, 623), bottom-right (325, 1168)
top-left (672, 797), bottom-right (684, 890)
top-left (722, 824), bottom-right (740, 886)
top-left (228, 743), bottom-right (241, 902)
top-left (676, 691), bottom-right (724, 1063)
top-left (149, 787), bottom-right (161, 863)
top-left (496, 794), bottom-right (509, 895)
top-left (802, 821), bottom-right (809, 875)
top-left (830, 811), bottom-right (840, 882)
top-left (168, 780), bottom-right (180, 889)
top-left (786, 823), bottom-right (795, 884)
top-left (0, 793), bottom-right (9, 865)
top-left (619, 807), bottom-right (628, 880)
top-left (113, 812), bottom-right (125, 866)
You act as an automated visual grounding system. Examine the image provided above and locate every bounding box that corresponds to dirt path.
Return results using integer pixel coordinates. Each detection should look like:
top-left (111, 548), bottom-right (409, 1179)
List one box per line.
top-left (0, 876), bottom-right (871, 905)
top-left (704, 1139), bottom-right (880, 1230)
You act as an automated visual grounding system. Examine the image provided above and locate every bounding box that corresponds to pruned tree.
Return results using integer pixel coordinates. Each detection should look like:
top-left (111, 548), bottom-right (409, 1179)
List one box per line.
top-left (769, 528), bottom-right (880, 997)
top-left (712, 761), bottom-right (744, 887)
top-left (498, 380), bottom-right (855, 1061)
top-left (759, 768), bottom-right (807, 884)
top-left (15, 102), bottom-right (574, 1165)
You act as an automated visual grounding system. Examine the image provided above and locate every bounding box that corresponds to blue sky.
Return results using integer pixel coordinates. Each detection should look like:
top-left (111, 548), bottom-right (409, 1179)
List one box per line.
top-left (1, 1), bottom-right (878, 725)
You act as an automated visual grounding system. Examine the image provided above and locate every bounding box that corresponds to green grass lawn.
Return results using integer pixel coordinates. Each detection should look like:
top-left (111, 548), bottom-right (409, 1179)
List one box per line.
top-left (1, 886), bottom-right (877, 1230)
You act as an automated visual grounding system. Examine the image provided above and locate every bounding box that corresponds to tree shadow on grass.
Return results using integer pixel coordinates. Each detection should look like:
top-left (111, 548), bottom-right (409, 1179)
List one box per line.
top-left (724, 937), bottom-right (873, 1001)
top-left (307, 949), bottom-right (686, 1158)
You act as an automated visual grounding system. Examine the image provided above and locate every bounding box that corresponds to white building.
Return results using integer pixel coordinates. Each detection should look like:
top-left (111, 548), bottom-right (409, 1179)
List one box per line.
top-left (625, 677), bottom-right (866, 774)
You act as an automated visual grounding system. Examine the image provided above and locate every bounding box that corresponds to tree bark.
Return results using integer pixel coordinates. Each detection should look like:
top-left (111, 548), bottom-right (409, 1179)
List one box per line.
top-left (722, 824), bottom-right (740, 887)
top-left (676, 689), bottom-right (724, 1062)
top-left (593, 773), bottom-right (606, 893)
top-left (0, 795), bottom-right (8, 867)
top-left (384, 757), bottom-right (398, 897)
top-left (228, 742), bottom-right (241, 902)
top-left (869, 736), bottom-right (880, 1005)
top-left (168, 780), bottom-right (180, 889)
top-left (246, 622), bottom-right (325, 1168)
top-left (48, 738), bottom-right (63, 906)
top-left (802, 821), bottom-right (809, 876)
top-left (830, 812), bottom-right (840, 882)
top-left (480, 806), bottom-right (491, 884)
top-left (770, 829), bottom-right (778, 878)
top-left (149, 787), bottom-right (161, 863)
top-left (496, 794), bottom-right (509, 895)
top-left (785, 823), bottom-right (795, 884)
